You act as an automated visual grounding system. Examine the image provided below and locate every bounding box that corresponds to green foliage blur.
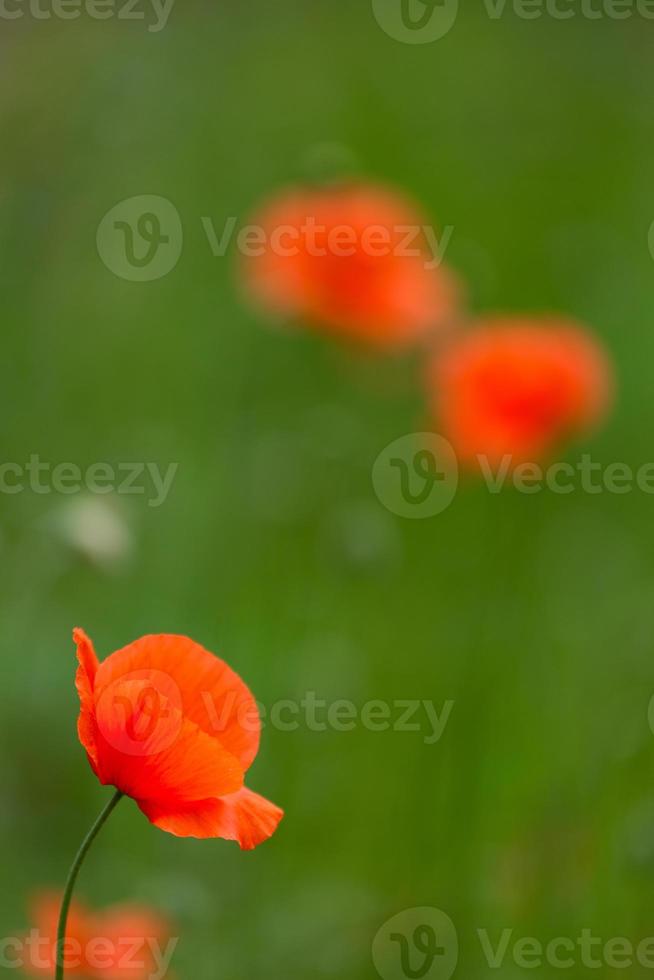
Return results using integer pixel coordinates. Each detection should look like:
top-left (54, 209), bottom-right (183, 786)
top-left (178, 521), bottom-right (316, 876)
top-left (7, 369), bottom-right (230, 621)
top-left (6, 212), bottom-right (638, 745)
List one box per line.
top-left (1, 3), bottom-right (654, 978)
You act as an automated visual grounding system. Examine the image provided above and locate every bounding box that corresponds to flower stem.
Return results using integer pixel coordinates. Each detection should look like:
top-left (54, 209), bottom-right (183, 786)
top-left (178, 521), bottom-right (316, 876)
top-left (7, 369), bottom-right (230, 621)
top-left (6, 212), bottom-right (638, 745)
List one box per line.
top-left (55, 789), bottom-right (123, 980)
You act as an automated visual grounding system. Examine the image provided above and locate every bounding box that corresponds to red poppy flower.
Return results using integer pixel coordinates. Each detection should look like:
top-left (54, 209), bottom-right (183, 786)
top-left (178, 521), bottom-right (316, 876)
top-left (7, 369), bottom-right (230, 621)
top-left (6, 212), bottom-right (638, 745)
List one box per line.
top-left (428, 317), bottom-right (613, 467)
top-left (242, 182), bottom-right (460, 349)
top-left (74, 629), bottom-right (283, 849)
top-left (21, 891), bottom-right (171, 980)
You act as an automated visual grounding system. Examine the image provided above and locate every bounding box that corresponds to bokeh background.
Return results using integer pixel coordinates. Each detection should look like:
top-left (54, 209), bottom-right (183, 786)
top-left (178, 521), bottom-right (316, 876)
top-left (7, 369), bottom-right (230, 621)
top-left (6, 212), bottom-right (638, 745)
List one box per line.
top-left (2, 3), bottom-right (654, 978)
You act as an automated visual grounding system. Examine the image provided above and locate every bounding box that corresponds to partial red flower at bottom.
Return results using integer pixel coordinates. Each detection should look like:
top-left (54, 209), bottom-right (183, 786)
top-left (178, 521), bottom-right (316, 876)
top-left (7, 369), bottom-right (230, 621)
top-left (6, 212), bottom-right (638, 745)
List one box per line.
top-left (241, 182), bottom-right (461, 350)
top-left (21, 891), bottom-right (172, 980)
top-left (75, 629), bottom-right (283, 848)
top-left (428, 317), bottom-right (613, 467)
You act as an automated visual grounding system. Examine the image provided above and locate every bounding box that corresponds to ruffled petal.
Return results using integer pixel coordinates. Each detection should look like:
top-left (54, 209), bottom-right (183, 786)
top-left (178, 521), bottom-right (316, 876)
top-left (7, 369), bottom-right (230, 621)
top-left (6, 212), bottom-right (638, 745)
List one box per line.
top-left (93, 677), bottom-right (243, 805)
top-left (95, 634), bottom-right (260, 770)
top-left (138, 787), bottom-right (284, 849)
top-left (73, 628), bottom-right (100, 773)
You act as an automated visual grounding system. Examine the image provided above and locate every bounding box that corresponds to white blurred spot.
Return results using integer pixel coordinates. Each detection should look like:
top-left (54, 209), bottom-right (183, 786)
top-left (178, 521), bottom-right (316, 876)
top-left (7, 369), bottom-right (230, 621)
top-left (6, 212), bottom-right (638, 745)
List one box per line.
top-left (47, 496), bottom-right (133, 571)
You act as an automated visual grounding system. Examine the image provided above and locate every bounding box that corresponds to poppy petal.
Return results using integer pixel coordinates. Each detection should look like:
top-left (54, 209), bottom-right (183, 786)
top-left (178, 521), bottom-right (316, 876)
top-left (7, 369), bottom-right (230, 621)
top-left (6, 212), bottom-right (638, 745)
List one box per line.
top-left (74, 627), bottom-right (99, 685)
top-left (74, 628), bottom-right (100, 773)
top-left (24, 891), bottom-right (92, 976)
top-left (24, 892), bottom-right (173, 980)
top-left (242, 182), bottom-right (461, 349)
top-left (93, 678), bottom-right (244, 805)
top-left (95, 634), bottom-right (260, 770)
top-left (429, 318), bottom-right (613, 467)
top-left (138, 787), bottom-right (284, 849)
top-left (29, 891), bottom-right (91, 946)
top-left (90, 906), bottom-right (172, 980)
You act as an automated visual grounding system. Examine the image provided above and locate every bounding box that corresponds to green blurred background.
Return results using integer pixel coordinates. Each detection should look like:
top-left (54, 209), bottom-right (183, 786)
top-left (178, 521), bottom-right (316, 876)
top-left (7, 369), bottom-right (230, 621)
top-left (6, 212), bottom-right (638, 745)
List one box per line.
top-left (2, 3), bottom-right (654, 978)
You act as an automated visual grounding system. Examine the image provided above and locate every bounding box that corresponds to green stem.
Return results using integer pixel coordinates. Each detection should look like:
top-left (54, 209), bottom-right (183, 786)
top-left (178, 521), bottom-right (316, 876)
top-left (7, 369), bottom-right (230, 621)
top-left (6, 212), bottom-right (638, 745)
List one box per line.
top-left (55, 790), bottom-right (123, 980)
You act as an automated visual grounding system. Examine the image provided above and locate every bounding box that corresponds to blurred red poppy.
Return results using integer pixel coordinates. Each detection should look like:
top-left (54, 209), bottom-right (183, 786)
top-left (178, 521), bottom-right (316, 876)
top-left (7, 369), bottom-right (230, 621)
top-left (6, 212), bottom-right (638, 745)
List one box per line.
top-left (74, 629), bottom-right (283, 848)
top-left (21, 891), bottom-right (171, 980)
top-left (242, 182), bottom-right (460, 349)
top-left (428, 317), bottom-right (613, 467)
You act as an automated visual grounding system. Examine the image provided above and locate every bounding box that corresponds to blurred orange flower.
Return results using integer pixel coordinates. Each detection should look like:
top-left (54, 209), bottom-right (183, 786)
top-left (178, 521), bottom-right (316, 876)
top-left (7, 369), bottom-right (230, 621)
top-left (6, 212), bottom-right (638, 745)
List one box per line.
top-left (428, 317), bottom-right (613, 468)
top-left (74, 629), bottom-right (283, 848)
top-left (21, 891), bottom-right (172, 980)
top-left (242, 182), bottom-right (460, 349)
